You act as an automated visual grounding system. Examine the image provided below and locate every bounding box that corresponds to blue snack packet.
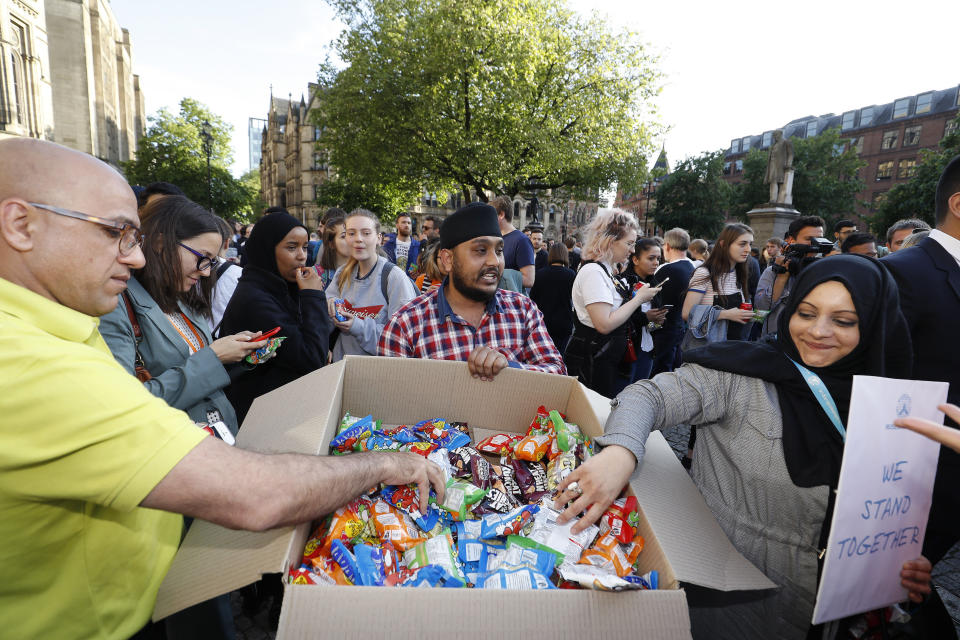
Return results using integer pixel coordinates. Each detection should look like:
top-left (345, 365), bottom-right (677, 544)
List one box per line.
top-left (330, 539), bottom-right (360, 585)
top-left (478, 567), bottom-right (556, 590)
top-left (330, 415), bottom-right (374, 452)
top-left (624, 570), bottom-right (659, 590)
top-left (479, 504), bottom-right (539, 539)
top-left (353, 543), bottom-right (385, 586)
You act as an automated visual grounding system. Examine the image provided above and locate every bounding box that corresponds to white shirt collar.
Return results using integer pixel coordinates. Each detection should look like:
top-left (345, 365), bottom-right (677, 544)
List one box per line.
top-left (928, 229), bottom-right (960, 267)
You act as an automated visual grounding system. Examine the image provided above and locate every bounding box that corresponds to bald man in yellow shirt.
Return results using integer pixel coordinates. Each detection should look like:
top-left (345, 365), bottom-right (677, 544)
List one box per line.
top-left (0, 138), bottom-right (444, 639)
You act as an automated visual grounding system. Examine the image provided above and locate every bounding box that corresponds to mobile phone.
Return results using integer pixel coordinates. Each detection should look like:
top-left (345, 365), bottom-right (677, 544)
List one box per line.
top-left (259, 326), bottom-right (281, 340)
top-left (655, 277), bottom-right (670, 287)
top-left (662, 304), bottom-right (674, 309)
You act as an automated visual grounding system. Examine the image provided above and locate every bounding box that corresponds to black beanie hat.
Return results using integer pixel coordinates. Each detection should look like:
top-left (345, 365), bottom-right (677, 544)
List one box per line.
top-left (439, 202), bottom-right (502, 249)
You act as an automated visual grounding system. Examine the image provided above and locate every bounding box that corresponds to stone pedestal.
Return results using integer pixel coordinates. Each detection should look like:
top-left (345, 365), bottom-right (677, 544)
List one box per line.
top-left (747, 205), bottom-right (801, 244)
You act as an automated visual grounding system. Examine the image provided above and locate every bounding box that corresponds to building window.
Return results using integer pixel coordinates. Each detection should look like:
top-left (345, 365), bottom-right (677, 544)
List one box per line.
top-left (860, 107), bottom-right (874, 127)
top-left (762, 132), bottom-right (772, 148)
top-left (849, 136), bottom-right (864, 153)
top-left (734, 159), bottom-right (743, 174)
top-left (876, 161), bottom-right (894, 181)
top-left (903, 125), bottom-right (922, 147)
top-left (880, 130), bottom-right (899, 150)
top-left (742, 137), bottom-right (751, 151)
top-left (313, 153), bottom-right (321, 170)
top-left (723, 161), bottom-right (731, 175)
top-left (806, 121), bottom-right (818, 137)
top-left (946, 119), bottom-right (959, 139)
top-left (915, 92), bottom-right (933, 115)
top-left (314, 126), bottom-right (321, 141)
top-left (841, 111), bottom-right (855, 131)
top-left (893, 98), bottom-right (910, 119)
top-left (730, 139), bottom-right (740, 153)
top-left (898, 159), bottom-right (917, 179)
top-left (9, 22), bottom-right (29, 127)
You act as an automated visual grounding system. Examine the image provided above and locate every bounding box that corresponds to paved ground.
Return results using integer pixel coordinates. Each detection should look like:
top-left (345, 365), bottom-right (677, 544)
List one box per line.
top-left (232, 423), bottom-right (960, 638)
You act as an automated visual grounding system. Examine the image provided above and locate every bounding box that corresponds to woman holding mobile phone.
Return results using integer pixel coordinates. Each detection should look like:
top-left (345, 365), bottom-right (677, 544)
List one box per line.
top-left (564, 210), bottom-right (661, 398)
top-left (617, 238), bottom-right (667, 388)
top-left (99, 196), bottom-right (267, 439)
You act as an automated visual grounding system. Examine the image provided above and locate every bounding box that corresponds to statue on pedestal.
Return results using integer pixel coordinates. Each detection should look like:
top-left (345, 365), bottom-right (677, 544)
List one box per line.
top-left (764, 130), bottom-right (795, 206)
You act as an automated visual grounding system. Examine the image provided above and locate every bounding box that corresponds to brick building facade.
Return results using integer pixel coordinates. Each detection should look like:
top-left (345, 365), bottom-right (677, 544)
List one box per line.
top-left (722, 85), bottom-right (959, 222)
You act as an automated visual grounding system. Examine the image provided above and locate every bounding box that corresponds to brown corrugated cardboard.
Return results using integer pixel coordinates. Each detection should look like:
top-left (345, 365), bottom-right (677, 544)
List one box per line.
top-left (154, 356), bottom-right (771, 637)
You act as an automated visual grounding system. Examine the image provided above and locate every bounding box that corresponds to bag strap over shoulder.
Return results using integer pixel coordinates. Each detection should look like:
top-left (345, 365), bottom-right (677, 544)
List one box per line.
top-left (380, 260), bottom-right (397, 303)
top-left (120, 290), bottom-right (152, 382)
top-left (121, 291), bottom-right (143, 340)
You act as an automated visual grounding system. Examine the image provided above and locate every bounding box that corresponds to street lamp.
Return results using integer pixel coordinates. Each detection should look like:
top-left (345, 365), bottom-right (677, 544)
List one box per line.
top-left (199, 120), bottom-right (214, 211)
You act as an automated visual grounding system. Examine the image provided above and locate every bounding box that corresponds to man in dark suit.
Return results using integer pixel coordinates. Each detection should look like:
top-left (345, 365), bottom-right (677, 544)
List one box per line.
top-left (650, 227), bottom-right (696, 376)
top-left (883, 154), bottom-right (960, 569)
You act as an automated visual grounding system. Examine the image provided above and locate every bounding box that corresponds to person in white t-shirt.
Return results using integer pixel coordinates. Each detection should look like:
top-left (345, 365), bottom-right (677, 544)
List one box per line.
top-left (564, 209), bottom-right (660, 397)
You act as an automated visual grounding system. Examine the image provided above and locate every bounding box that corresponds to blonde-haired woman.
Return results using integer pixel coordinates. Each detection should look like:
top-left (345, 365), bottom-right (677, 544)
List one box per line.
top-left (325, 209), bottom-right (418, 361)
top-left (564, 209), bottom-right (661, 397)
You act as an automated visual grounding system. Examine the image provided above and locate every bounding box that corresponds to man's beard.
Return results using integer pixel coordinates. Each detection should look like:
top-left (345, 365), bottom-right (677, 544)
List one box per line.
top-left (451, 260), bottom-right (499, 303)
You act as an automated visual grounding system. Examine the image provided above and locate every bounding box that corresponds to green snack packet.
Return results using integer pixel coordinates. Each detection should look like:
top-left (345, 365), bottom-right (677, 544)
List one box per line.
top-left (403, 528), bottom-right (465, 581)
top-left (244, 336), bottom-right (285, 365)
top-left (435, 478), bottom-right (489, 521)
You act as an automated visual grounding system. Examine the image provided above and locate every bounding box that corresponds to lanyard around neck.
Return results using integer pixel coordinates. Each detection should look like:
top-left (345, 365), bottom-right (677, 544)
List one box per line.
top-left (789, 358), bottom-right (846, 441)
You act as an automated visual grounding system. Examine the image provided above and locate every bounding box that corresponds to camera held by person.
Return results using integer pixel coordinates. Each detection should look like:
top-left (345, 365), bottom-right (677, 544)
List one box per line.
top-left (772, 237), bottom-right (834, 276)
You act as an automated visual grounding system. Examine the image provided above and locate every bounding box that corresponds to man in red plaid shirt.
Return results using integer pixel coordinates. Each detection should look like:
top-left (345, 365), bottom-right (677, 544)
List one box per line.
top-left (379, 202), bottom-right (565, 380)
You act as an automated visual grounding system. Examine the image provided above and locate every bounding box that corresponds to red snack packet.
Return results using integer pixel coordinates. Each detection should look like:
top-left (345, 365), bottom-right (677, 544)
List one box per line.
top-left (380, 540), bottom-right (401, 581)
top-left (527, 406), bottom-right (553, 435)
top-left (399, 441), bottom-right (438, 457)
top-left (476, 433), bottom-right (523, 456)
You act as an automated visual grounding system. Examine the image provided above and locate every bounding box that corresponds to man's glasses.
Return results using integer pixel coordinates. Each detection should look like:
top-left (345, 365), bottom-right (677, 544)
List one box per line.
top-left (178, 242), bottom-right (221, 272)
top-left (29, 202), bottom-right (143, 255)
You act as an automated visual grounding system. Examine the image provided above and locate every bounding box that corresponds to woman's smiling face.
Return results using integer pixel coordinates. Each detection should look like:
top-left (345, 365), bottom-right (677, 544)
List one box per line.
top-left (788, 280), bottom-right (860, 368)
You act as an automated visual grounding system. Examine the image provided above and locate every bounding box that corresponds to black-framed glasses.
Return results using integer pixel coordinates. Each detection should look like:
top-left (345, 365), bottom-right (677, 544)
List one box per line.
top-left (29, 202), bottom-right (143, 255)
top-left (178, 242), bottom-right (221, 272)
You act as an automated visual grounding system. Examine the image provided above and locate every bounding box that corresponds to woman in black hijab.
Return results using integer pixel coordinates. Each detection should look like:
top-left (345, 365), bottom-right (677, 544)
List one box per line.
top-left (219, 212), bottom-right (333, 424)
top-left (553, 255), bottom-right (931, 640)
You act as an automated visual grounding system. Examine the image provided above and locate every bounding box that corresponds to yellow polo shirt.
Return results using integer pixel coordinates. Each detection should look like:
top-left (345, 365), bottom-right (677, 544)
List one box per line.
top-left (0, 276), bottom-right (206, 639)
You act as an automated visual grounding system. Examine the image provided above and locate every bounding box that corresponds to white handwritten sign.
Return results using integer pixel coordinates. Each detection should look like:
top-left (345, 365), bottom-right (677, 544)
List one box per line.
top-left (812, 376), bottom-right (947, 625)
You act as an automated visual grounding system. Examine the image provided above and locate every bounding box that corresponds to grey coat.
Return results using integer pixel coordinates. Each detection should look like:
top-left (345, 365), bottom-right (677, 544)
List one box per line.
top-left (597, 364), bottom-right (829, 640)
top-left (99, 277), bottom-right (239, 435)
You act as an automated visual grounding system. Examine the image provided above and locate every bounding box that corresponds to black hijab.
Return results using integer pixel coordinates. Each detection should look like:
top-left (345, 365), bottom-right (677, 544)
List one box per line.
top-left (684, 255), bottom-right (912, 488)
top-left (242, 212), bottom-right (308, 296)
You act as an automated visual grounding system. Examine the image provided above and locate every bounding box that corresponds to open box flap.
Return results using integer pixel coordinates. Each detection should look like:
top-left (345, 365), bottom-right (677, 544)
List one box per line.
top-left (154, 363), bottom-right (347, 620)
top-left (631, 431), bottom-right (776, 591)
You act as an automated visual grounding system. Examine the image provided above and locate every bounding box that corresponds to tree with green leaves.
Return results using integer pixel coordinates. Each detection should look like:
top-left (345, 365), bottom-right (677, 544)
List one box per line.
top-left (315, 176), bottom-right (419, 221)
top-left (651, 151), bottom-right (732, 239)
top-left (123, 98), bottom-right (261, 219)
top-left (313, 0), bottom-right (662, 207)
top-left (730, 127), bottom-right (865, 230)
top-left (871, 112), bottom-right (960, 234)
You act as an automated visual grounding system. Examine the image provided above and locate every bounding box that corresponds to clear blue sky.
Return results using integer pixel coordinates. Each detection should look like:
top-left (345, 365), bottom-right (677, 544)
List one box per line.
top-left (111, 0), bottom-right (960, 177)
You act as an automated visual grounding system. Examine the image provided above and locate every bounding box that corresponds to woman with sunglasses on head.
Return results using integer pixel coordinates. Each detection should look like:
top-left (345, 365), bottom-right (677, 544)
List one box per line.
top-left (100, 196), bottom-right (267, 439)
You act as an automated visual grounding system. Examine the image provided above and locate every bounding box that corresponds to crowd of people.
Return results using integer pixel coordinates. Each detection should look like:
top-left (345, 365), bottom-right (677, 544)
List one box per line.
top-left (3, 136), bottom-right (960, 640)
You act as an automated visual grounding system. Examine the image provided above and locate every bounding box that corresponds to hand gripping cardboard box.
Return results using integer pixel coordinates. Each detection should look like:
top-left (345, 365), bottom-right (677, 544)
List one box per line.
top-left (154, 356), bottom-right (774, 639)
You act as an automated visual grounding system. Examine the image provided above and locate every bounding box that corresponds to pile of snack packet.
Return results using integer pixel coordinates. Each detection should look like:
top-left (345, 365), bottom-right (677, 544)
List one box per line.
top-left (287, 406), bottom-right (658, 591)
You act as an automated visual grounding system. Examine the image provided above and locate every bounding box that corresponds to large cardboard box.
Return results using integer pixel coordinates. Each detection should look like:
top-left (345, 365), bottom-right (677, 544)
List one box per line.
top-left (154, 356), bottom-right (774, 639)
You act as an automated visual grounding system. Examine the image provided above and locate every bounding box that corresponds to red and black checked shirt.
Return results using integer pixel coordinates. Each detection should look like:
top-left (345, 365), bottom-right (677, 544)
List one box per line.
top-left (378, 284), bottom-right (566, 375)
